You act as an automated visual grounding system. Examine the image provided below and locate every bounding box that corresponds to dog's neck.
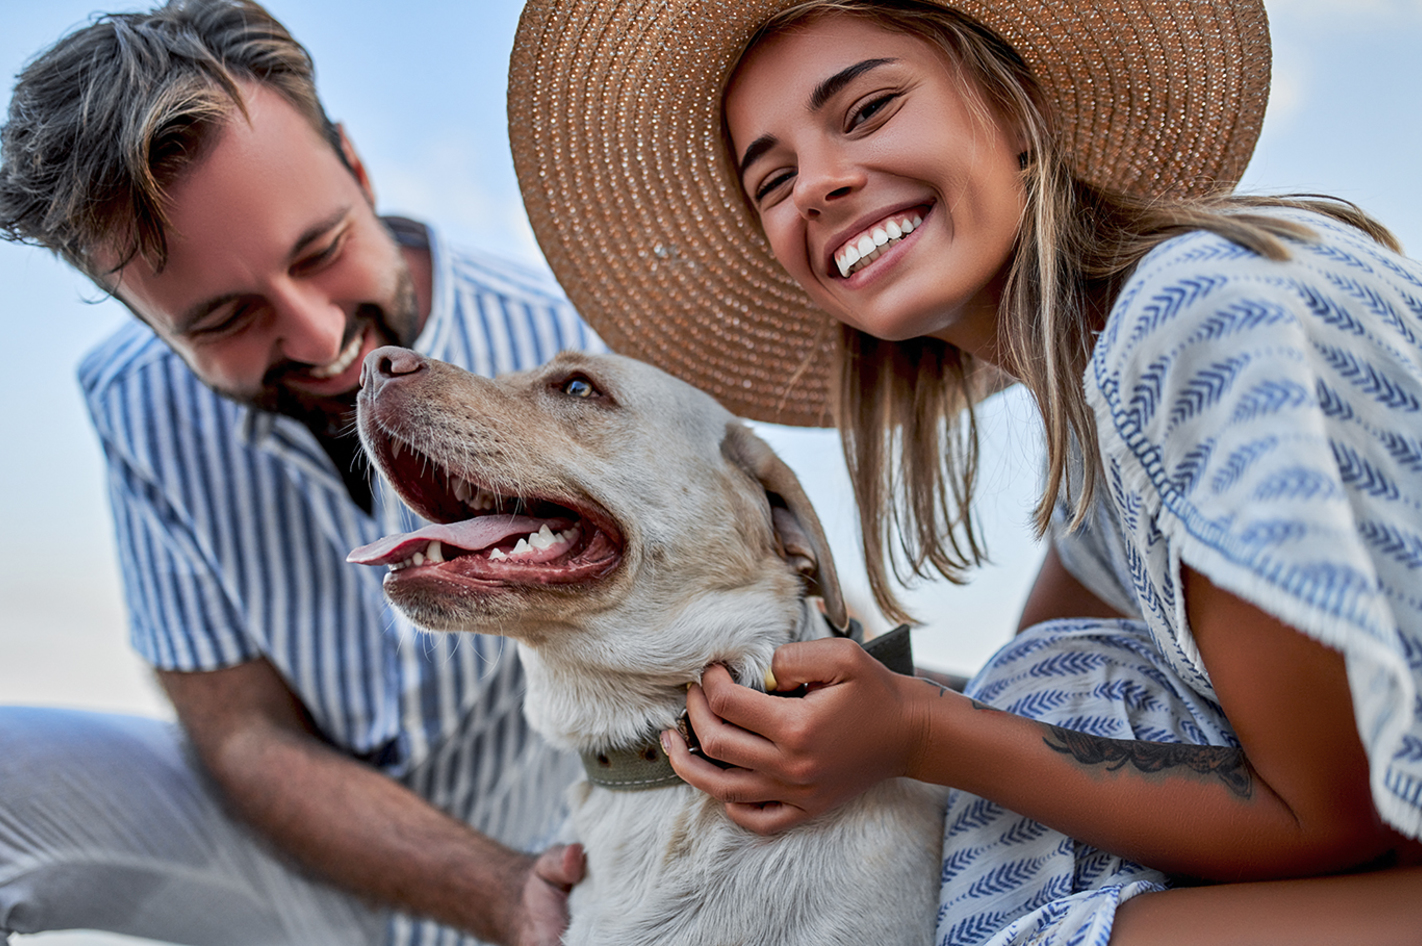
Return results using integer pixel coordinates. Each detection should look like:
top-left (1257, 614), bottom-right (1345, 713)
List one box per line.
top-left (515, 592), bottom-right (826, 754)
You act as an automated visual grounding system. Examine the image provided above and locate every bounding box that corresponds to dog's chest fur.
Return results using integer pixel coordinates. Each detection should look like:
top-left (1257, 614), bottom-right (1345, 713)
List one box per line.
top-left (564, 777), bottom-right (944, 946)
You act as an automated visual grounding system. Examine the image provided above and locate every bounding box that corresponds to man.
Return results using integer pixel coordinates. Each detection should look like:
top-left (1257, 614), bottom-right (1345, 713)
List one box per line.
top-left (0, 1), bottom-right (600, 943)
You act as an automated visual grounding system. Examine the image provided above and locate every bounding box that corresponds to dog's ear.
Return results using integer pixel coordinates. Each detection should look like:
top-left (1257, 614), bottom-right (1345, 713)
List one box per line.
top-left (721, 422), bottom-right (847, 630)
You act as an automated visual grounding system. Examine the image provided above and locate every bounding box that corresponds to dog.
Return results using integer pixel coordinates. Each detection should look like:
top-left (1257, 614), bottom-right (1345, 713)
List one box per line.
top-left (347, 346), bottom-right (945, 946)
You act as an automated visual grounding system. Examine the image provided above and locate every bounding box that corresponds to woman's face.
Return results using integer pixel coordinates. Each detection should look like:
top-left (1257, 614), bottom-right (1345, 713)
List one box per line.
top-left (725, 14), bottom-right (1026, 360)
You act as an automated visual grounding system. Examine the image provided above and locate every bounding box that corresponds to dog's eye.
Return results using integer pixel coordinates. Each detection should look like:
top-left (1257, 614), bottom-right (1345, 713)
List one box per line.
top-left (561, 376), bottom-right (598, 399)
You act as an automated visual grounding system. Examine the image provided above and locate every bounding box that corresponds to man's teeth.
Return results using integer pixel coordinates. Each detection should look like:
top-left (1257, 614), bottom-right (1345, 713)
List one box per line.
top-left (309, 331), bottom-right (365, 380)
top-left (386, 525), bottom-right (581, 572)
top-left (835, 213), bottom-right (922, 278)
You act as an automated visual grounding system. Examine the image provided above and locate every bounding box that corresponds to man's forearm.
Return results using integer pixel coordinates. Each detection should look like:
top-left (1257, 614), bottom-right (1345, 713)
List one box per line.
top-left (212, 719), bottom-right (530, 939)
top-left (157, 661), bottom-right (536, 943)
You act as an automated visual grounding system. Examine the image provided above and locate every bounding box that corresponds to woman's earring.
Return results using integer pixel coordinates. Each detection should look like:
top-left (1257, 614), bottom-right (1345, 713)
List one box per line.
top-left (1017, 151), bottom-right (1031, 170)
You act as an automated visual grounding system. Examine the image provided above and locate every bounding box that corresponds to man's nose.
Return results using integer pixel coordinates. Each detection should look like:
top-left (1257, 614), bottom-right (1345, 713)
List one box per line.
top-left (272, 283), bottom-right (347, 366)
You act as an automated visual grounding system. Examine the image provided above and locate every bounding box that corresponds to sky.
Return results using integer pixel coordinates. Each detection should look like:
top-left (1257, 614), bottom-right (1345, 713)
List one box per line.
top-left (2, 0), bottom-right (1422, 735)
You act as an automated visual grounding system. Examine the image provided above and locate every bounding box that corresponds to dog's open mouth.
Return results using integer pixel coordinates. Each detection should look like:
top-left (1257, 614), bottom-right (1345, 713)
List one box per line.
top-left (346, 429), bottom-right (622, 588)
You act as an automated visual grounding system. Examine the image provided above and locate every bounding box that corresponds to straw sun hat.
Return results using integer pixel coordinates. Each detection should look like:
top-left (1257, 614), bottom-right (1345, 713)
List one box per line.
top-left (509, 0), bottom-right (1271, 427)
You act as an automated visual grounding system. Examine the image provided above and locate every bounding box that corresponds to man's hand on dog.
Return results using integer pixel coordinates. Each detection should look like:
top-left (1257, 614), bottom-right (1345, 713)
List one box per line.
top-left (505, 843), bottom-right (585, 946)
top-left (661, 637), bottom-right (941, 834)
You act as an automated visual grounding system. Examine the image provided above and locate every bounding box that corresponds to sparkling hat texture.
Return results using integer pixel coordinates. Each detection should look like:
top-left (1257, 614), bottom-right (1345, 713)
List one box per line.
top-left (510, 0), bottom-right (1271, 427)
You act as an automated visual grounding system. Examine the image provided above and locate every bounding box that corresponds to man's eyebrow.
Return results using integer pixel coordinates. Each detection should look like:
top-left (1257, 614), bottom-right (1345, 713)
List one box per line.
top-left (738, 58), bottom-right (899, 176)
top-left (174, 205), bottom-right (352, 334)
top-left (290, 205), bottom-right (352, 260)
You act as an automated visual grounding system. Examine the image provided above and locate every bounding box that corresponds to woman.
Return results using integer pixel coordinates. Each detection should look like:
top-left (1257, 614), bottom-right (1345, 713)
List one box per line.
top-left (509, 0), bottom-right (1422, 942)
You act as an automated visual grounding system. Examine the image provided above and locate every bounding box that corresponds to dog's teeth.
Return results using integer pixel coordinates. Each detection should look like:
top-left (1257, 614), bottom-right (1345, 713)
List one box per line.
top-left (511, 538), bottom-right (532, 557)
top-left (391, 439), bottom-right (402, 459)
top-left (412, 551), bottom-right (425, 567)
top-left (489, 548), bottom-right (508, 561)
top-left (453, 480), bottom-right (470, 502)
top-left (529, 525), bottom-right (556, 550)
top-left (425, 540), bottom-right (444, 564)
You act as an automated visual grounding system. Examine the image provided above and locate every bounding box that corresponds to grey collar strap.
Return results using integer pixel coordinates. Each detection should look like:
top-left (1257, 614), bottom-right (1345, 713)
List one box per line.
top-left (578, 621), bottom-right (914, 792)
top-left (580, 740), bottom-right (682, 791)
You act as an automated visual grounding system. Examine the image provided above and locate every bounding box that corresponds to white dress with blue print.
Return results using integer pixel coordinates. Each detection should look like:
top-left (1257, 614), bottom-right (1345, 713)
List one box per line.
top-left (934, 209), bottom-right (1422, 946)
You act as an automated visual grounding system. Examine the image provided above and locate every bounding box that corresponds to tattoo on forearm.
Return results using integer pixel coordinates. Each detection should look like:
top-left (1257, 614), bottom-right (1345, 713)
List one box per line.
top-left (1043, 726), bottom-right (1253, 799)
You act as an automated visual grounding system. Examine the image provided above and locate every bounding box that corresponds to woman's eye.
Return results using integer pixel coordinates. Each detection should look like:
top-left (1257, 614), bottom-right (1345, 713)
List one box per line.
top-left (850, 93), bottom-right (897, 130)
top-left (562, 376), bottom-right (597, 398)
top-left (755, 170), bottom-right (796, 203)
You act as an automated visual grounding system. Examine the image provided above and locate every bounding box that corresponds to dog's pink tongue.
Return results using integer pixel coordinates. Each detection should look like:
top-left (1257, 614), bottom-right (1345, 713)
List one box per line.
top-left (347, 515), bottom-right (546, 566)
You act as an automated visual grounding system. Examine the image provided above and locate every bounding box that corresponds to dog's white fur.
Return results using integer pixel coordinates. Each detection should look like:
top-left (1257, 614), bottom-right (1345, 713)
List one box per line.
top-left (354, 348), bottom-right (945, 946)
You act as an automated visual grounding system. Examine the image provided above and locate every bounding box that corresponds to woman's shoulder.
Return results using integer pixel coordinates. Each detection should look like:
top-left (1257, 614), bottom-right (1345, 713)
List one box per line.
top-left (1095, 206), bottom-right (1422, 370)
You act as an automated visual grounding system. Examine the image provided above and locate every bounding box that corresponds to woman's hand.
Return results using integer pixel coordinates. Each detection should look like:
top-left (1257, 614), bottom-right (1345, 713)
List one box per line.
top-left (660, 637), bottom-right (942, 834)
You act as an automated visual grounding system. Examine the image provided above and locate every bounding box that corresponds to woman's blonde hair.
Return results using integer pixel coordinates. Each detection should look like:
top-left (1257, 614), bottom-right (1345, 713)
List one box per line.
top-left (741, 0), bottom-right (1397, 624)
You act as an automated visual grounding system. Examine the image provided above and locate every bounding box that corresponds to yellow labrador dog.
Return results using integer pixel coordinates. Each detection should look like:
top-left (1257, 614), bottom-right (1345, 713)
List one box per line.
top-left (348, 347), bottom-right (944, 946)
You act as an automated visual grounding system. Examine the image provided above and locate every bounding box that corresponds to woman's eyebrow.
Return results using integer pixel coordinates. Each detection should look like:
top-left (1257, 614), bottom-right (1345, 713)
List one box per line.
top-left (809, 57), bottom-right (897, 110)
top-left (738, 57), bottom-right (899, 175)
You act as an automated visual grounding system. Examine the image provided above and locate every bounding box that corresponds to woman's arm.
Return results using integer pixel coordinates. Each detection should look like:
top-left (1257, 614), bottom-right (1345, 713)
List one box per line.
top-left (1016, 544), bottom-right (1128, 631)
top-left (666, 567), bottom-right (1413, 880)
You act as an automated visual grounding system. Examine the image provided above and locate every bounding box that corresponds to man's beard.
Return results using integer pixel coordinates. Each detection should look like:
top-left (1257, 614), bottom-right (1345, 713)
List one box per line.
top-left (218, 266), bottom-right (420, 436)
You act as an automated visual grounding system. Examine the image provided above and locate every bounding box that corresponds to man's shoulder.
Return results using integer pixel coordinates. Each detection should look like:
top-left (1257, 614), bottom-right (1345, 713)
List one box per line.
top-left (78, 319), bottom-right (181, 403)
top-left (441, 239), bottom-right (574, 309)
top-left (77, 319), bottom-right (236, 445)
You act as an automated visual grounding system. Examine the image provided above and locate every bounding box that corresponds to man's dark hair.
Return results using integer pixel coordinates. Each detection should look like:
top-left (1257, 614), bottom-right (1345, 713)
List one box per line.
top-left (0, 0), bottom-right (341, 279)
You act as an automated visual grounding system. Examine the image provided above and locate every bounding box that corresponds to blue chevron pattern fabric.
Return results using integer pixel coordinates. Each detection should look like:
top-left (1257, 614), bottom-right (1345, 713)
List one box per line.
top-left (1087, 210), bottom-right (1422, 840)
top-left (935, 211), bottom-right (1422, 944)
top-left (934, 619), bottom-right (1236, 945)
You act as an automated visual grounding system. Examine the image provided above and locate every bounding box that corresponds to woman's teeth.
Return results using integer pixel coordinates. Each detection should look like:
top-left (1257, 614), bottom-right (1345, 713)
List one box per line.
top-left (309, 331), bottom-right (365, 379)
top-left (834, 213), bottom-right (922, 278)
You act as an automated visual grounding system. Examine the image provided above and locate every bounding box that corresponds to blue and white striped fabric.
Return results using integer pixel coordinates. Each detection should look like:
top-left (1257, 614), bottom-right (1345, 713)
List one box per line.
top-left (937, 210), bottom-right (1422, 944)
top-left (79, 223), bottom-right (604, 946)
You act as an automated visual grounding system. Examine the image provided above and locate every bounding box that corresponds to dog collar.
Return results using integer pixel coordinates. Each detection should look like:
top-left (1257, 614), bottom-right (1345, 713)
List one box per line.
top-left (581, 740), bottom-right (682, 790)
top-left (578, 621), bottom-right (913, 792)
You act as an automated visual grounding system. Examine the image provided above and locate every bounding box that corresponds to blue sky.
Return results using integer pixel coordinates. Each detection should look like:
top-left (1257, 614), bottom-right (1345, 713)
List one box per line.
top-left (3, 0), bottom-right (1422, 714)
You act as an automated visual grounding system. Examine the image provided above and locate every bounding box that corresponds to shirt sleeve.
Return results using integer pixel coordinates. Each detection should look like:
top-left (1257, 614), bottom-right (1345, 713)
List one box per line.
top-left (1086, 215), bottom-right (1422, 839)
top-left (82, 341), bottom-right (258, 671)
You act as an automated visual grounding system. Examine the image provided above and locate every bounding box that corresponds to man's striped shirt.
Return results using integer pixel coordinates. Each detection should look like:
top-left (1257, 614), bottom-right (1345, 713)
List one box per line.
top-left (79, 222), bottom-right (603, 945)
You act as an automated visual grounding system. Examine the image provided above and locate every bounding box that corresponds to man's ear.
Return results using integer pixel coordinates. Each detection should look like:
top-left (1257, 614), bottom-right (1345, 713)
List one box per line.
top-left (721, 422), bottom-right (847, 630)
top-left (336, 123), bottom-right (377, 206)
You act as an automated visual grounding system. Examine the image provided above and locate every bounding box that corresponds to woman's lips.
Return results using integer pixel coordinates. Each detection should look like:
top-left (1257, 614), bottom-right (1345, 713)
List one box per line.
top-left (832, 208), bottom-right (927, 279)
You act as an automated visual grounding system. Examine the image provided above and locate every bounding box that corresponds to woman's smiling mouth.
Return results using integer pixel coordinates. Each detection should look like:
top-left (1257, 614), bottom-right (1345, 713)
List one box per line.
top-left (832, 208), bottom-right (927, 278)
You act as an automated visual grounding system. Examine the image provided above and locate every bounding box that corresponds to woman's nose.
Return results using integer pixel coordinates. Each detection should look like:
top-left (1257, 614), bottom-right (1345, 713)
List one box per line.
top-left (792, 154), bottom-right (862, 218)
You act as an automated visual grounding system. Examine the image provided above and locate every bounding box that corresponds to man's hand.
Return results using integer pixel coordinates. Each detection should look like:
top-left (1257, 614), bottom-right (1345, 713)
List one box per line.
top-left (660, 638), bottom-right (936, 834)
top-left (506, 843), bottom-right (585, 946)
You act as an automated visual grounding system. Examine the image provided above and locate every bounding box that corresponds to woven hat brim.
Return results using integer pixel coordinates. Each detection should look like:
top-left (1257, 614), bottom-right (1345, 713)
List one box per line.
top-left (510, 0), bottom-right (1270, 427)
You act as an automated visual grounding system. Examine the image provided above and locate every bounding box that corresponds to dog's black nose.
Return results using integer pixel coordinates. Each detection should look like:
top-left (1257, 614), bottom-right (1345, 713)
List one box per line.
top-left (361, 346), bottom-right (427, 395)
